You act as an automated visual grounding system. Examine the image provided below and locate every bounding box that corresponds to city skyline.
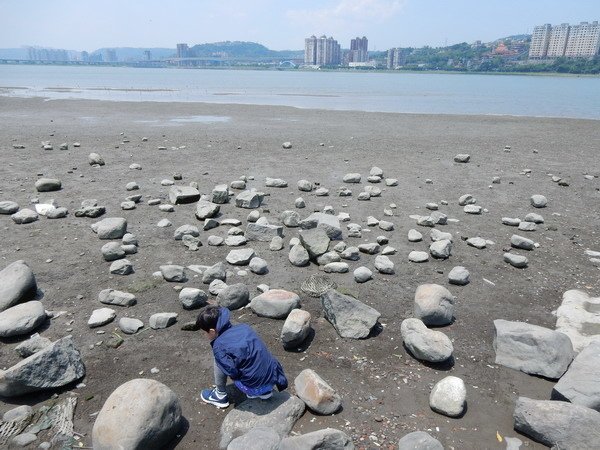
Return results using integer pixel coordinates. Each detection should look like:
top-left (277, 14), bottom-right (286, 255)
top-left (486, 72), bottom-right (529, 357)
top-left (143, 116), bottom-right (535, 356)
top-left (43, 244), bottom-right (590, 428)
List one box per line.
top-left (1, 0), bottom-right (599, 52)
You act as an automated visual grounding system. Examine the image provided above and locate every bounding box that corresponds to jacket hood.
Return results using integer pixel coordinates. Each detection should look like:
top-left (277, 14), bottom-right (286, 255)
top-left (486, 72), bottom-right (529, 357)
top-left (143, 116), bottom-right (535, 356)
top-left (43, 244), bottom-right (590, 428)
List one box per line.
top-left (216, 307), bottom-right (231, 335)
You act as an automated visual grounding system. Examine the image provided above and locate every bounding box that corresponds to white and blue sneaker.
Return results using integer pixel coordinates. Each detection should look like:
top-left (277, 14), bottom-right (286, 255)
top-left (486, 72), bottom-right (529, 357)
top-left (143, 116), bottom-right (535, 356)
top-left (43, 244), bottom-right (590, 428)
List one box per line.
top-left (200, 388), bottom-right (229, 408)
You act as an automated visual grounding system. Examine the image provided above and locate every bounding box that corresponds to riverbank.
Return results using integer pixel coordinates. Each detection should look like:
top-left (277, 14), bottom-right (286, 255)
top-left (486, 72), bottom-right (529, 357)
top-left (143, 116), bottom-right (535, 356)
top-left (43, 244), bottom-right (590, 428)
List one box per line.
top-left (0, 96), bottom-right (599, 448)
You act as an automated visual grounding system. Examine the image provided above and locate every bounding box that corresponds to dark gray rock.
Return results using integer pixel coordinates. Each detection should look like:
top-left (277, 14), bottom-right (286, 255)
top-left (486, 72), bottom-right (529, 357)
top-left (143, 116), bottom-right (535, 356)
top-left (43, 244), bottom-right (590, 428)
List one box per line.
top-left (227, 427), bottom-right (281, 450)
top-left (321, 290), bottom-right (380, 339)
top-left (552, 341), bottom-right (600, 410)
top-left (195, 200), bottom-right (220, 220)
top-left (493, 319), bottom-right (574, 379)
top-left (202, 262), bottom-right (227, 284)
top-left (513, 397), bottom-right (600, 449)
top-left (235, 190), bottom-right (264, 209)
top-left (279, 428), bottom-right (354, 450)
top-left (299, 228), bottom-right (330, 259)
top-left (0, 335), bottom-right (85, 397)
top-left (219, 391), bottom-right (305, 449)
top-left (217, 284), bottom-right (250, 310)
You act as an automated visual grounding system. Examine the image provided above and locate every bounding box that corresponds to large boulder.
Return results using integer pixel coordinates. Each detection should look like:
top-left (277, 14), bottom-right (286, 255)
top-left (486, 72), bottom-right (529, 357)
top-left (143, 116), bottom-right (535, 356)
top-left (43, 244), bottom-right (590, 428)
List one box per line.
top-left (0, 301), bottom-right (47, 337)
top-left (250, 290), bottom-right (300, 319)
top-left (401, 318), bottom-right (453, 363)
top-left (294, 369), bottom-right (342, 415)
top-left (513, 397), bottom-right (600, 449)
top-left (0, 336), bottom-right (85, 397)
top-left (555, 289), bottom-right (600, 352)
top-left (219, 391), bottom-right (305, 448)
top-left (92, 378), bottom-right (182, 450)
top-left (0, 260), bottom-right (37, 312)
top-left (299, 212), bottom-right (342, 240)
top-left (281, 309), bottom-right (311, 349)
top-left (279, 428), bottom-right (354, 449)
top-left (195, 200), bottom-right (220, 220)
top-left (321, 290), bottom-right (380, 339)
top-left (217, 284), bottom-right (250, 310)
top-left (91, 217), bottom-right (127, 239)
top-left (552, 341), bottom-right (600, 410)
top-left (493, 319), bottom-right (574, 379)
top-left (414, 284), bottom-right (455, 326)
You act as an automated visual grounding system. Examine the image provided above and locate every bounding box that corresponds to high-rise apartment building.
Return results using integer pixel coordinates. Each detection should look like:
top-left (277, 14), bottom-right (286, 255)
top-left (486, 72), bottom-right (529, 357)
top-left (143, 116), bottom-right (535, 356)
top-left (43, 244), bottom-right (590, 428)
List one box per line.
top-left (565, 21), bottom-right (600, 57)
top-left (387, 48), bottom-right (406, 69)
top-left (304, 35), bottom-right (341, 65)
top-left (529, 21), bottom-right (600, 59)
top-left (176, 43), bottom-right (189, 58)
top-left (349, 36), bottom-right (368, 62)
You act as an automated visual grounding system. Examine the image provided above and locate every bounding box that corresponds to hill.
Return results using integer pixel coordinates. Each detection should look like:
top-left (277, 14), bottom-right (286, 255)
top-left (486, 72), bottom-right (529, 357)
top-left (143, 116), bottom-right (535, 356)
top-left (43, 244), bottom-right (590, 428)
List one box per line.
top-left (189, 41), bottom-right (302, 59)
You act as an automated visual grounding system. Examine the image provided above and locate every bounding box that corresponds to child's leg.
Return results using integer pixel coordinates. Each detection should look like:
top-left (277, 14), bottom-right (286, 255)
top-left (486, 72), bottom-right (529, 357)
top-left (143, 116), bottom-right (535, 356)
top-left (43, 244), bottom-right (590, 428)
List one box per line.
top-left (214, 361), bottom-right (227, 393)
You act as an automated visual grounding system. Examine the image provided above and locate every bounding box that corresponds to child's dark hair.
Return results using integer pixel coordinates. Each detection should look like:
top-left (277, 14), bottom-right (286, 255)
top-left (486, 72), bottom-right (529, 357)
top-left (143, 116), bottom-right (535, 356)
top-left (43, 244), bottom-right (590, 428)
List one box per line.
top-left (196, 305), bottom-right (221, 332)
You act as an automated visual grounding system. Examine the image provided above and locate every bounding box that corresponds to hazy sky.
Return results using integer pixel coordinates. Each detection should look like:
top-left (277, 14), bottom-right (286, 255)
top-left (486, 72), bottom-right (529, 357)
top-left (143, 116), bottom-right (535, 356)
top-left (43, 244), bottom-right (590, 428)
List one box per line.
top-left (1, 0), bottom-right (599, 51)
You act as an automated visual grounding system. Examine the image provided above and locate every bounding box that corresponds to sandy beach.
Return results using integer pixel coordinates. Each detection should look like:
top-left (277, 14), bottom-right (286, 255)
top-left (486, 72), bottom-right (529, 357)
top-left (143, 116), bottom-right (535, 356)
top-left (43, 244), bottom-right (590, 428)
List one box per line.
top-left (0, 96), bottom-right (599, 449)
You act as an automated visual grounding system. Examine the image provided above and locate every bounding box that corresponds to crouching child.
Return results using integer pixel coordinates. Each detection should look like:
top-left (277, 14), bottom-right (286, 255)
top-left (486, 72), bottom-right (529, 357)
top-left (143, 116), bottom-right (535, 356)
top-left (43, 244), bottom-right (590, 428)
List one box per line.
top-left (198, 305), bottom-right (288, 408)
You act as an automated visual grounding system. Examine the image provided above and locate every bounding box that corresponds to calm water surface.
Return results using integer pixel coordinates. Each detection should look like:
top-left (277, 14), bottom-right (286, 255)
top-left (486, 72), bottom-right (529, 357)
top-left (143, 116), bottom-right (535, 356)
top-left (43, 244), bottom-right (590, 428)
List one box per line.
top-left (0, 65), bottom-right (598, 119)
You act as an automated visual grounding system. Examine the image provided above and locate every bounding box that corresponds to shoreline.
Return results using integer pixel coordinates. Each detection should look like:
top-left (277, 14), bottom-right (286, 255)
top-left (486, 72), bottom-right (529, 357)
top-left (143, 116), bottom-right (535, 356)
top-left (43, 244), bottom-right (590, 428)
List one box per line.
top-left (1, 93), bottom-right (599, 122)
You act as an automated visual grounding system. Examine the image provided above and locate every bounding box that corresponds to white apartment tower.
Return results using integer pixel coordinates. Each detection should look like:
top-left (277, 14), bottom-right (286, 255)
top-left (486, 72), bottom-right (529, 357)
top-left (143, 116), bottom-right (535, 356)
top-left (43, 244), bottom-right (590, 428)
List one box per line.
top-left (547, 23), bottom-right (570, 57)
top-left (304, 36), bottom-right (317, 64)
top-left (529, 21), bottom-right (600, 59)
top-left (565, 21), bottom-right (600, 57)
top-left (305, 35), bottom-right (341, 65)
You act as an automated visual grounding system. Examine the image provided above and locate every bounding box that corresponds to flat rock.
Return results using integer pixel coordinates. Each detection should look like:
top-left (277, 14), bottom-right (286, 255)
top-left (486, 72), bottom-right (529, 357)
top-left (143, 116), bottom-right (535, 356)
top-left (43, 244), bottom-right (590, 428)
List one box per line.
top-left (504, 252), bottom-right (528, 268)
top-left (250, 289), bottom-right (300, 319)
top-left (294, 369), bottom-right (341, 415)
top-left (299, 212), bottom-right (342, 240)
top-left (92, 217), bottom-right (127, 239)
top-left (0, 335), bottom-right (85, 397)
top-left (429, 376), bottom-right (466, 417)
top-left (14, 334), bottom-right (52, 358)
top-left (217, 284), bottom-right (250, 310)
top-left (466, 237), bottom-right (486, 249)
top-left (265, 177), bottom-right (288, 188)
top-left (321, 289), bottom-right (380, 339)
top-left (555, 289), bottom-right (600, 352)
top-left (323, 262), bottom-right (349, 273)
top-left (289, 244), bottom-right (310, 267)
top-left (493, 319), bottom-right (574, 379)
top-left (0, 201), bottom-right (19, 214)
top-left (358, 243), bottom-right (380, 255)
top-left (169, 185), bottom-right (200, 204)
top-left (99, 289), bottom-right (136, 307)
top-left (202, 262), bottom-right (226, 284)
top-left (0, 301), bottom-right (47, 338)
top-left (409, 251), bottom-right (429, 263)
top-left (0, 260), bottom-right (37, 312)
top-left (11, 209), bottom-right (38, 224)
top-left (552, 341), bottom-right (600, 410)
top-left (174, 224), bottom-right (200, 240)
top-left (398, 431), bottom-right (443, 450)
top-left (430, 229), bottom-right (452, 242)
top-left (281, 309), bottom-right (311, 349)
top-left (88, 308), bottom-right (116, 328)
top-left (119, 317), bottom-right (144, 334)
top-left (401, 318), bottom-right (453, 363)
top-left (226, 248), bottom-right (256, 266)
top-left (220, 391), bottom-right (305, 448)
top-left (414, 284), bottom-right (455, 326)
top-left (299, 228), bottom-right (330, 259)
top-left (228, 427), bottom-right (281, 450)
top-left (511, 234), bottom-right (535, 250)
top-left (463, 204), bottom-right (482, 214)
top-left (35, 178), bottom-right (61, 192)
top-left (92, 378), bottom-right (182, 450)
top-left (3, 405), bottom-right (34, 422)
top-left (513, 397), bottom-right (600, 449)
top-left (502, 217), bottom-right (521, 226)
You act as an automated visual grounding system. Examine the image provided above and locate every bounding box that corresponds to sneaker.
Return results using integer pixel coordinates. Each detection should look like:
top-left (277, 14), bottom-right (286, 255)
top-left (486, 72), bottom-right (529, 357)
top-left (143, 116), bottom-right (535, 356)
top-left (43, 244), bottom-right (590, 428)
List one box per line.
top-left (201, 388), bottom-right (229, 408)
top-left (246, 391), bottom-right (273, 400)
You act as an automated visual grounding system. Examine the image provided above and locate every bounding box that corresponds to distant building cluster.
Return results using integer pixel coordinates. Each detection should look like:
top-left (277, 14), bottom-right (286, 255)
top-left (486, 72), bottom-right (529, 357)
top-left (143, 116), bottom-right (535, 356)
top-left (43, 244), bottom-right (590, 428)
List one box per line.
top-left (529, 21), bottom-right (600, 59)
top-left (386, 47), bottom-right (406, 69)
top-left (349, 37), bottom-right (368, 63)
top-left (27, 47), bottom-right (70, 62)
top-left (304, 35), bottom-right (341, 65)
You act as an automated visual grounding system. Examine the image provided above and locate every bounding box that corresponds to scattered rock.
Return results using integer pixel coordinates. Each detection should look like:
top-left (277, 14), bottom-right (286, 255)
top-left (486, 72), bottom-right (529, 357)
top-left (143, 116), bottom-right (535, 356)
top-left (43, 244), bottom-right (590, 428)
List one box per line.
top-left (294, 369), bottom-right (342, 415)
top-left (530, 194), bottom-right (548, 208)
top-left (99, 289), bottom-right (136, 307)
top-left (119, 317), bottom-right (144, 334)
top-left (429, 239), bottom-right (452, 259)
top-left (226, 248), bottom-right (256, 266)
top-left (202, 262), bottom-right (226, 284)
top-left (179, 288), bottom-right (208, 310)
top-left (353, 266), bottom-right (373, 283)
top-left (35, 178), bottom-right (61, 192)
top-left (246, 222), bottom-right (284, 242)
top-left (504, 252), bottom-right (528, 268)
top-left (323, 262), bottom-right (349, 273)
top-left (493, 319), bottom-right (574, 379)
top-left (92, 378), bottom-right (182, 450)
top-left (398, 431), bottom-right (443, 450)
top-left (174, 224), bottom-right (200, 240)
top-left (281, 309), bottom-right (311, 349)
top-left (195, 200), bottom-right (220, 220)
top-left (289, 244), bottom-right (310, 267)
top-left (429, 376), bottom-right (466, 417)
top-left (14, 334), bottom-right (52, 358)
top-left (149, 313), bottom-right (178, 329)
top-left (466, 237), bottom-right (486, 249)
top-left (552, 341), bottom-right (600, 410)
top-left (169, 186), bottom-right (200, 204)
top-left (414, 284), bottom-right (455, 326)
top-left (0, 301), bottom-right (46, 337)
top-left (250, 289), bottom-right (300, 319)
top-left (409, 251), bottom-right (429, 263)
top-left (448, 266), bottom-right (470, 285)
top-left (217, 284), bottom-right (250, 310)
top-left (0, 260), bottom-right (37, 312)
top-left (454, 154), bottom-right (470, 163)
top-left (228, 427), bottom-right (281, 450)
top-left (265, 177), bottom-right (288, 188)
top-left (160, 265), bottom-right (186, 282)
top-left (0, 201), bottom-right (19, 215)
top-left (408, 229), bottom-right (423, 242)
top-left (555, 290), bottom-right (600, 352)
top-left (401, 318), bottom-right (453, 363)
top-left (92, 217), bottom-right (127, 239)
top-left (101, 242), bottom-right (126, 261)
top-left (11, 209), bottom-right (38, 224)
top-left (374, 255), bottom-right (394, 274)
top-left (88, 308), bottom-right (116, 328)
top-left (279, 428), bottom-right (353, 450)
top-left (321, 289), bottom-right (380, 339)
top-left (88, 153), bottom-right (105, 165)
top-left (235, 190), bottom-right (264, 209)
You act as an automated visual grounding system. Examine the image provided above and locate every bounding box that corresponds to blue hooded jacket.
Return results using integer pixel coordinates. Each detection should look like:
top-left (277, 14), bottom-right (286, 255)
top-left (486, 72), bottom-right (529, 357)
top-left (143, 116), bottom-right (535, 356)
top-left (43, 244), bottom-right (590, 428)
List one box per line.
top-left (211, 307), bottom-right (288, 393)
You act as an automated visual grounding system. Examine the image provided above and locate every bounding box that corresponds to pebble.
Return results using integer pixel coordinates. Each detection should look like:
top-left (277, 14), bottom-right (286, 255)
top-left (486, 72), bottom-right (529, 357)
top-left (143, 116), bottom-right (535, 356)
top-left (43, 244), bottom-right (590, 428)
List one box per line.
top-left (157, 219), bottom-right (172, 228)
